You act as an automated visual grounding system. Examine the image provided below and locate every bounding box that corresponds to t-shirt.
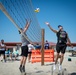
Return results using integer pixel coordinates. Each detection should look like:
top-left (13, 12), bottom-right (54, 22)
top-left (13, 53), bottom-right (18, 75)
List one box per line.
top-left (13, 50), bottom-right (19, 55)
top-left (56, 30), bottom-right (67, 44)
top-left (28, 44), bottom-right (35, 52)
top-left (45, 43), bottom-right (49, 47)
top-left (21, 33), bottom-right (30, 46)
top-left (5, 50), bottom-right (10, 54)
top-left (0, 43), bottom-right (5, 51)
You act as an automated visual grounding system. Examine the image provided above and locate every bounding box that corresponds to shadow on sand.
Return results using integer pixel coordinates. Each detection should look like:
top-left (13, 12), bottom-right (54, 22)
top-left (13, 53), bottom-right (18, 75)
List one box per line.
top-left (69, 72), bottom-right (76, 75)
top-left (69, 55), bottom-right (76, 57)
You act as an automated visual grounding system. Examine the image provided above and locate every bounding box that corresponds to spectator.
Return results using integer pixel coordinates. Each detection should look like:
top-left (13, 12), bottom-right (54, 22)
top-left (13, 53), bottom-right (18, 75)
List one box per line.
top-left (5, 48), bottom-right (12, 61)
top-left (35, 43), bottom-right (41, 49)
top-left (45, 40), bottom-right (49, 49)
top-left (28, 43), bottom-right (35, 62)
top-left (12, 49), bottom-right (19, 60)
top-left (0, 39), bottom-right (6, 62)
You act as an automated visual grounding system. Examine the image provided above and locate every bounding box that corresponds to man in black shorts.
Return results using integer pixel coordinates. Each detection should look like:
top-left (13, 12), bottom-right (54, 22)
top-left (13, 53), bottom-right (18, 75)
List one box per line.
top-left (19, 19), bottom-right (31, 73)
top-left (45, 22), bottom-right (73, 71)
top-left (0, 39), bottom-right (6, 62)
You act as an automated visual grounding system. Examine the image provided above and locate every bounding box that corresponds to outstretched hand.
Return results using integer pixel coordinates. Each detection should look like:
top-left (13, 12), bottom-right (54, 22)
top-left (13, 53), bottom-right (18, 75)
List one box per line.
top-left (25, 19), bottom-right (31, 24)
top-left (23, 19), bottom-right (31, 33)
top-left (45, 22), bottom-right (50, 26)
top-left (27, 19), bottom-right (31, 25)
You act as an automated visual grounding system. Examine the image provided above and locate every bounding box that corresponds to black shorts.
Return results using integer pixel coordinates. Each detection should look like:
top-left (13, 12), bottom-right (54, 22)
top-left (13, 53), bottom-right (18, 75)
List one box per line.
top-left (45, 46), bottom-right (49, 49)
top-left (0, 50), bottom-right (5, 55)
top-left (56, 44), bottom-right (67, 54)
top-left (21, 45), bottom-right (28, 57)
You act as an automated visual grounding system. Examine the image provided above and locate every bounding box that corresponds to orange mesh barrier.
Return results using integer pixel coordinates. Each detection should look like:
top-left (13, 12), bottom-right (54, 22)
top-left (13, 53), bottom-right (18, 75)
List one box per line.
top-left (31, 49), bottom-right (54, 63)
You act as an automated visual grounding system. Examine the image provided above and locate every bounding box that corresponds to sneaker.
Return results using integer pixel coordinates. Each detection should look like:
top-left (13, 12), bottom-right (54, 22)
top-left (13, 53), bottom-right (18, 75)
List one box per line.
top-left (59, 65), bottom-right (62, 71)
top-left (22, 66), bottom-right (25, 72)
top-left (53, 64), bottom-right (56, 71)
top-left (19, 67), bottom-right (23, 73)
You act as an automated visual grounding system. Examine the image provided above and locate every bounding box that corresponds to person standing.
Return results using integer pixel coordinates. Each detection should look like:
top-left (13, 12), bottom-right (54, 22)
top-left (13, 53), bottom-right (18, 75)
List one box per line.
top-left (19, 19), bottom-right (31, 73)
top-left (45, 22), bottom-right (73, 71)
top-left (45, 40), bottom-right (49, 49)
top-left (28, 43), bottom-right (35, 63)
top-left (0, 39), bottom-right (6, 62)
top-left (12, 49), bottom-right (19, 60)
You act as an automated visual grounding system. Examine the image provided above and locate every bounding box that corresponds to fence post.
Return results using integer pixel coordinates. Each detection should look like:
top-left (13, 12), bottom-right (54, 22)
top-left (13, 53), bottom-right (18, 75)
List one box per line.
top-left (41, 29), bottom-right (45, 65)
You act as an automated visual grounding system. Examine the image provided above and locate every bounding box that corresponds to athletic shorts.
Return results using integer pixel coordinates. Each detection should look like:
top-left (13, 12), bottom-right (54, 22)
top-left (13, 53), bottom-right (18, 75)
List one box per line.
top-left (0, 50), bottom-right (5, 55)
top-left (56, 44), bottom-right (67, 54)
top-left (21, 45), bottom-right (28, 57)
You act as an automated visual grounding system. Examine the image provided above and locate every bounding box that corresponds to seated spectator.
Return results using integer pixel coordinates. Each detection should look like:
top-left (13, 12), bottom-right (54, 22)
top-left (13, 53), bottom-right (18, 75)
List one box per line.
top-left (35, 43), bottom-right (41, 49)
top-left (5, 48), bottom-right (12, 61)
top-left (12, 49), bottom-right (19, 60)
top-left (45, 40), bottom-right (49, 49)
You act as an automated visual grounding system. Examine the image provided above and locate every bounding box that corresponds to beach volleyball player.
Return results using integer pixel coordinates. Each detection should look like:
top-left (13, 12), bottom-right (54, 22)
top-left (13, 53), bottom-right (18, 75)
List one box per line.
top-left (19, 19), bottom-right (31, 73)
top-left (45, 22), bottom-right (73, 71)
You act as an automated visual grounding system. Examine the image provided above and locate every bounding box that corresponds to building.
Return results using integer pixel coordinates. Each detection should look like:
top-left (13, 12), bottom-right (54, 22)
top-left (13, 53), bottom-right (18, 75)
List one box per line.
top-left (0, 42), bottom-right (76, 52)
top-left (2, 42), bottom-right (22, 54)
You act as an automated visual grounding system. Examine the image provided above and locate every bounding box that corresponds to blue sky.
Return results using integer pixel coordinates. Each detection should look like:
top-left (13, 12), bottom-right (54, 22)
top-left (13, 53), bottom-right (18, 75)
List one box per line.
top-left (0, 0), bottom-right (76, 43)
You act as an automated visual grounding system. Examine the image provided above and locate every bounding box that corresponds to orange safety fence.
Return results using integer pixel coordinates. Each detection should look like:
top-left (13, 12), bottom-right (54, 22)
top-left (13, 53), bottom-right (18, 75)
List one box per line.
top-left (31, 49), bottom-right (54, 63)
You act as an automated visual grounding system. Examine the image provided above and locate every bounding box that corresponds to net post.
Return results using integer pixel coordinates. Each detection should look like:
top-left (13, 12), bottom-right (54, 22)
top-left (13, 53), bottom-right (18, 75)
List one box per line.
top-left (41, 29), bottom-right (45, 65)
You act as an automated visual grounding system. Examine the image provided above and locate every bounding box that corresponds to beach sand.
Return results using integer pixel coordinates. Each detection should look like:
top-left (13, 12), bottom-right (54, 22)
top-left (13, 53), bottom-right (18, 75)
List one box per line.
top-left (0, 52), bottom-right (76, 75)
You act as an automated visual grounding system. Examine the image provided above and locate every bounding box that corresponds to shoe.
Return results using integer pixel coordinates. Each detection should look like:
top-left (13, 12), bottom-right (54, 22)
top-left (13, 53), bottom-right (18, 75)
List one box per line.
top-left (53, 64), bottom-right (56, 71)
top-left (22, 66), bottom-right (25, 72)
top-left (59, 65), bottom-right (62, 71)
top-left (19, 67), bottom-right (23, 73)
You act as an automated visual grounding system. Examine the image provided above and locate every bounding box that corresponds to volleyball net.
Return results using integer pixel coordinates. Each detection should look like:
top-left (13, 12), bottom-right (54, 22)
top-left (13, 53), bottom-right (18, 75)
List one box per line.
top-left (0, 0), bottom-right (41, 43)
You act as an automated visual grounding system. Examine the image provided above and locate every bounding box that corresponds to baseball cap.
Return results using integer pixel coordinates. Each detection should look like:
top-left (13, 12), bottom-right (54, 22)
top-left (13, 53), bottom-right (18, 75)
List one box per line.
top-left (58, 25), bottom-right (63, 28)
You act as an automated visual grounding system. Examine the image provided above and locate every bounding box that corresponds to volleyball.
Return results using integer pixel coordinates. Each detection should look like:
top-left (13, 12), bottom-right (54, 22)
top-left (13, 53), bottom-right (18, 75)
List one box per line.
top-left (34, 8), bottom-right (40, 13)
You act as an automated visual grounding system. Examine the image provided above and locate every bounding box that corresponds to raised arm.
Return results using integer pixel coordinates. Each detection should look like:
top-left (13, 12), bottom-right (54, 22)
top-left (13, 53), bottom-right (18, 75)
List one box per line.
top-left (23, 19), bottom-right (31, 33)
top-left (45, 22), bottom-right (57, 33)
